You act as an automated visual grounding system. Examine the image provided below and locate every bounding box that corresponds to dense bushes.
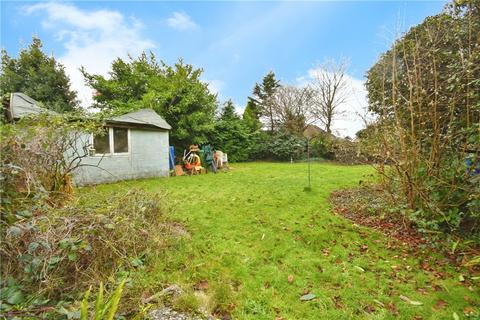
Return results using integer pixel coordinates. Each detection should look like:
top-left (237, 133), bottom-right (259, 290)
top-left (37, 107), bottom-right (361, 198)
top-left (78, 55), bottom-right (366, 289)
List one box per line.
top-left (211, 120), bottom-right (251, 162)
top-left (0, 188), bottom-right (173, 318)
top-left (0, 114), bottom-right (100, 218)
top-left (247, 132), bottom-right (362, 163)
top-left (212, 126), bottom-right (371, 164)
top-left (210, 101), bottom-right (253, 162)
top-left (250, 132), bottom-right (306, 161)
top-left (364, 1), bottom-right (480, 236)
top-left (211, 101), bottom-right (308, 162)
top-left (210, 101), bottom-right (368, 163)
top-left (0, 114), bottom-right (178, 318)
top-left (211, 129), bottom-right (307, 163)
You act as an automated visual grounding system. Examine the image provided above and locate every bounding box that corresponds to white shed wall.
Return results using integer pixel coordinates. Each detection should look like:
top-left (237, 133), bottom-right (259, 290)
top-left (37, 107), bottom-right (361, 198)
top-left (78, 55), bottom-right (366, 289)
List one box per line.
top-left (72, 129), bottom-right (169, 185)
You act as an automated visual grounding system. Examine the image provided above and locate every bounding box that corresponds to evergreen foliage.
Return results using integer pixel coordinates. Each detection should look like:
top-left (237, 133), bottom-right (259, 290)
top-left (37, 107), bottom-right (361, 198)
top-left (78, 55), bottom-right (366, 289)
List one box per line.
top-left (365, 0), bottom-right (480, 235)
top-left (0, 37), bottom-right (79, 112)
top-left (82, 54), bottom-right (217, 150)
top-left (211, 100), bottom-right (251, 162)
top-left (249, 71), bottom-right (280, 133)
top-left (242, 99), bottom-right (262, 132)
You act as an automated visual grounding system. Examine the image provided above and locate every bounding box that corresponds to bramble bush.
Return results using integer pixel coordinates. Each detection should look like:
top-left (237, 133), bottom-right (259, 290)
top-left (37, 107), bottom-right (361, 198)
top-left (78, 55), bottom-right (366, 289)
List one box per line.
top-left (0, 187), bottom-right (175, 318)
top-left (0, 113), bottom-right (101, 218)
top-left (0, 113), bottom-right (178, 318)
top-left (364, 1), bottom-right (480, 240)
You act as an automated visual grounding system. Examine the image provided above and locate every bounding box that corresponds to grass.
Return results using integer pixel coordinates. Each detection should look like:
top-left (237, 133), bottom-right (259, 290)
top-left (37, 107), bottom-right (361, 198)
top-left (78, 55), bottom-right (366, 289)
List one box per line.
top-left (81, 162), bottom-right (479, 319)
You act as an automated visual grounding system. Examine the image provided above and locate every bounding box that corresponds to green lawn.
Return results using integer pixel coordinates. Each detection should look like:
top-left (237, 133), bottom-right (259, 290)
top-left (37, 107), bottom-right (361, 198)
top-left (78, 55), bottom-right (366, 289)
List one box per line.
top-left (83, 162), bottom-right (478, 319)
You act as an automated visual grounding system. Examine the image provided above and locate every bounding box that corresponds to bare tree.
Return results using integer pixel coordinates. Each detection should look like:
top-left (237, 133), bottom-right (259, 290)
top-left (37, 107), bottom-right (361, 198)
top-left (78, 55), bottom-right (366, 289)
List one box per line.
top-left (271, 85), bottom-right (314, 135)
top-left (311, 59), bottom-right (350, 134)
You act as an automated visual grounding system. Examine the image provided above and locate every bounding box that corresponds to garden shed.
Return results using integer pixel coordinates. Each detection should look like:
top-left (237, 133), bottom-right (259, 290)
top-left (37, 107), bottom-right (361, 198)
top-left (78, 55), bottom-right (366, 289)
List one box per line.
top-left (74, 109), bottom-right (171, 185)
top-left (7, 93), bottom-right (172, 185)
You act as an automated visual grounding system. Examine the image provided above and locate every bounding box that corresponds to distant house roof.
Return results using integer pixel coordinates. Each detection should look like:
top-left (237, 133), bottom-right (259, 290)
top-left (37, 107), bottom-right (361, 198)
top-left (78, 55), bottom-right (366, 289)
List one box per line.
top-left (108, 109), bottom-right (171, 130)
top-left (6, 92), bottom-right (57, 120)
top-left (6, 93), bottom-right (171, 131)
top-left (303, 124), bottom-right (328, 139)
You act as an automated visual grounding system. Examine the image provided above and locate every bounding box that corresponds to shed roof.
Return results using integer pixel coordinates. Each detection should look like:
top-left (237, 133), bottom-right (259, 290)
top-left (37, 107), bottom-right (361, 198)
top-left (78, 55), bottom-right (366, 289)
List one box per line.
top-left (7, 93), bottom-right (171, 131)
top-left (108, 109), bottom-right (171, 130)
top-left (7, 92), bottom-right (57, 120)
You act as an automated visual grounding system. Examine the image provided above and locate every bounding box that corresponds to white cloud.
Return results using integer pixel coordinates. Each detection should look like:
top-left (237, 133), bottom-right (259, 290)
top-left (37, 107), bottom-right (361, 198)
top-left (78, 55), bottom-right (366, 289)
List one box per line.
top-left (299, 67), bottom-right (369, 138)
top-left (167, 12), bottom-right (197, 31)
top-left (203, 78), bottom-right (224, 97)
top-left (23, 2), bottom-right (155, 108)
top-left (233, 101), bottom-right (245, 117)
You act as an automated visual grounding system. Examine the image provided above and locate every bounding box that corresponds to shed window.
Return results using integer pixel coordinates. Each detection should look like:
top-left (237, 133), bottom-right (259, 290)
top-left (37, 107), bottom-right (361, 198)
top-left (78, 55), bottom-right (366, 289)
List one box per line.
top-left (91, 127), bottom-right (130, 156)
top-left (93, 130), bottom-right (110, 154)
top-left (113, 128), bottom-right (128, 153)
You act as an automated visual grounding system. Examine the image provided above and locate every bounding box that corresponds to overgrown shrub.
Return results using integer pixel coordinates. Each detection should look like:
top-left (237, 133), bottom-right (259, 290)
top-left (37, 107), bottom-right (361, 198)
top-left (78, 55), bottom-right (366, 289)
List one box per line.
top-left (309, 134), bottom-right (372, 164)
top-left (0, 189), bottom-right (173, 317)
top-left (251, 132), bottom-right (306, 161)
top-left (310, 134), bottom-right (334, 160)
top-left (365, 1), bottom-right (480, 236)
top-left (0, 114), bottom-right (178, 318)
top-left (0, 113), bottom-right (100, 218)
top-left (330, 138), bottom-right (372, 164)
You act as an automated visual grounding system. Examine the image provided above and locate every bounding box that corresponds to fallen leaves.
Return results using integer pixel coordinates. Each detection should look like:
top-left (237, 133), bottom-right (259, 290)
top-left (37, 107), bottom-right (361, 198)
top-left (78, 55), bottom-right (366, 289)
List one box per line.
top-left (432, 299), bottom-right (448, 310)
top-left (399, 295), bottom-right (423, 306)
top-left (386, 302), bottom-right (399, 315)
top-left (194, 280), bottom-right (209, 291)
top-left (360, 245), bottom-right (369, 253)
top-left (332, 296), bottom-right (344, 309)
top-left (463, 306), bottom-right (476, 315)
top-left (391, 265), bottom-right (401, 271)
top-left (364, 304), bottom-right (375, 313)
top-left (287, 275), bottom-right (294, 284)
top-left (416, 287), bottom-right (429, 295)
top-left (212, 310), bottom-right (232, 320)
top-left (330, 188), bottom-right (426, 249)
top-left (347, 252), bottom-right (354, 262)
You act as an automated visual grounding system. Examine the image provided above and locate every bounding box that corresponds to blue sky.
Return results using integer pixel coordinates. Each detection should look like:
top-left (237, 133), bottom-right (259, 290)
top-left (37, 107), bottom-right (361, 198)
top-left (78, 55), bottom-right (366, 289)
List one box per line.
top-left (1, 1), bottom-right (446, 136)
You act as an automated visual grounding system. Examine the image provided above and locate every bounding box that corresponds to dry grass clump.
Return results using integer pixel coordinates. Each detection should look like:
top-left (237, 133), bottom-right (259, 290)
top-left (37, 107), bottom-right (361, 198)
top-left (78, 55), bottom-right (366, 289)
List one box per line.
top-left (0, 115), bottom-right (185, 317)
top-left (1, 189), bottom-right (172, 300)
top-left (1, 115), bottom-right (101, 214)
